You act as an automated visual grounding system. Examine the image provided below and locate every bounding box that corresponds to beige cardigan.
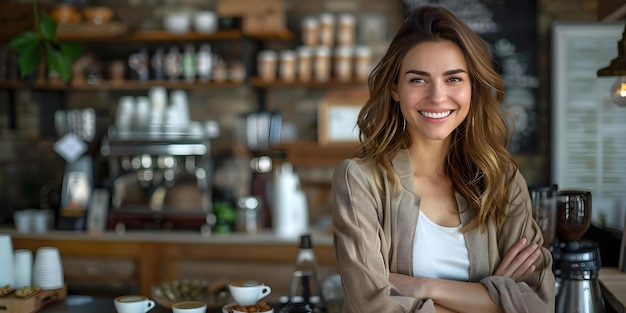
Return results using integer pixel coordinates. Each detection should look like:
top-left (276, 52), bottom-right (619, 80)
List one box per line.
top-left (331, 149), bottom-right (555, 313)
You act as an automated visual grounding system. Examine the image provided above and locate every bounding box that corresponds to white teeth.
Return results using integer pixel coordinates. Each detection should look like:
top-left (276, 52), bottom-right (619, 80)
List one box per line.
top-left (420, 111), bottom-right (451, 118)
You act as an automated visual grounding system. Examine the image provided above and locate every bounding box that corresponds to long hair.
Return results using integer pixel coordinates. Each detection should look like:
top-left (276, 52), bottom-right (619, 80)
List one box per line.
top-left (356, 5), bottom-right (517, 231)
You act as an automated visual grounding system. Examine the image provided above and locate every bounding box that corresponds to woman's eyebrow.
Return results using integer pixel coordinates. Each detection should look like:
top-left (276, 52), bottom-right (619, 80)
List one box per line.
top-left (404, 69), bottom-right (467, 76)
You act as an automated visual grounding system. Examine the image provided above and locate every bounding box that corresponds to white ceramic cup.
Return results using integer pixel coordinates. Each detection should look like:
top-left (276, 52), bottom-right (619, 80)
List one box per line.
top-left (228, 280), bottom-right (272, 306)
top-left (33, 247), bottom-right (64, 290)
top-left (13, 249), bottom-right (33, 289)
top-left (114, 295), bottom-right (156, 313)
top-left (13, 209), bottom-right (36, 233)
top-left (172, 300), bottom-right (207, 313)
top-left (0, 233), bottom-right (15, 286)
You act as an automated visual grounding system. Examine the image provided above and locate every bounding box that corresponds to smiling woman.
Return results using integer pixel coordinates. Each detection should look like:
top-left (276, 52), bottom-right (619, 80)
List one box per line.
top-left (331, 5), bottom-right (555, 313)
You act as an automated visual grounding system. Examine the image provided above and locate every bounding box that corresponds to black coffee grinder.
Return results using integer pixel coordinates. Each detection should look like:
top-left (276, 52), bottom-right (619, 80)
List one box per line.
top-left (555, 190), bottom-right (605, 313)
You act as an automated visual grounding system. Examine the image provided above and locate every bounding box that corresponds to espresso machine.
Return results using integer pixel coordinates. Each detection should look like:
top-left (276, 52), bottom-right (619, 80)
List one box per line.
top-left (555, 190), bottom-right (605, 313)
top-left (100, 91), bottom-right (220, 233)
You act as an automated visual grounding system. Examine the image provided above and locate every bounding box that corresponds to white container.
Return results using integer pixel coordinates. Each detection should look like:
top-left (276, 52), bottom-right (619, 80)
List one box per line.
top-left (273, 162), bottom-right (308, 239)
top-left (33, 247), bottom-right (64, 290)
top-left (13, 209), bottom-right (36, 233)
top-left (13, 249), bottom-right (33, 289)
top-left (0, 233), bottom-right (14, 287)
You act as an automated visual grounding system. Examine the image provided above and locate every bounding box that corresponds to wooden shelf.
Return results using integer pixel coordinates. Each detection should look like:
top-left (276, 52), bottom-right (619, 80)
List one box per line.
top-left (57, 29), bottom-right (293, 42)
top-left (249, 77), bottom-right (367, 89)
top-left (272, 140), bottom-right (358, 167)
top-left (30, 79), bottom-right (243, 91)
top-left (0, 80), bottom-right (29, 89)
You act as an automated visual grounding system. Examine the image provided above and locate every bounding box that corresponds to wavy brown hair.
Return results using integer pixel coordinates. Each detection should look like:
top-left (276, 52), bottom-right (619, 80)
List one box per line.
top-left (355, 5), bottom-right (517, 231)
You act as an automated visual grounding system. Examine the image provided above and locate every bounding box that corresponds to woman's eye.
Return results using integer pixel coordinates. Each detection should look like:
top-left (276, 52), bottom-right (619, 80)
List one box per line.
top-left (448, 76), bottom-right (463, 82)
top-left (409, 77), bottom-right (425, 83)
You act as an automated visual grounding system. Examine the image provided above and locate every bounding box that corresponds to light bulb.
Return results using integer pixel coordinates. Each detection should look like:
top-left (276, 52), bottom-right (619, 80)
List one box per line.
top-left (610, 76), bottom-right (626, 107)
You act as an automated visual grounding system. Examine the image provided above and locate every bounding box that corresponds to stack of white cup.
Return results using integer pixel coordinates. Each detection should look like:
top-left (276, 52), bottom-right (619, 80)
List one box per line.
top-left (0, 233), bottom-right (14, 287)
top-left (13, 249), bottom-right (33, 288)
top-left (33, 247), bottom-right (64, 290)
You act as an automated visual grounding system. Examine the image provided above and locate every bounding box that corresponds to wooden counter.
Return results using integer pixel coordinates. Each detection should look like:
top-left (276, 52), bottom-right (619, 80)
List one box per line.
top-left (599, 268), bottom-right (626, 313)
top-left (1, 228), bottom-right (336, 300)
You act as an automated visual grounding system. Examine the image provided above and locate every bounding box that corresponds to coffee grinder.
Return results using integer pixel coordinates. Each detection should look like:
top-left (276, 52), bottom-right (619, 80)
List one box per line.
top-left (555, 190), bottom-right (605, 313)
top-left (235, 110), bottom-right (282, 229)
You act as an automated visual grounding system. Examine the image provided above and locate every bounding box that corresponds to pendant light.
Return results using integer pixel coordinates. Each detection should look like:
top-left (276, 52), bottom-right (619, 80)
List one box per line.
top-left (597, 23), bottom-right (626, 107)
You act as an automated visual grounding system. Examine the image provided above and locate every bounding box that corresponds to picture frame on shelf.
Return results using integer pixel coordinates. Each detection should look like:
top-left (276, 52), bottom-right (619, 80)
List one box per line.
top-left (317, 88), bottom-right (369, 145)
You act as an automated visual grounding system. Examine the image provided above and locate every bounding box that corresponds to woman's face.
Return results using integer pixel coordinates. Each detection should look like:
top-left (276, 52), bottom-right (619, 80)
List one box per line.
top-left (392, 40), bottom-right (471, 143)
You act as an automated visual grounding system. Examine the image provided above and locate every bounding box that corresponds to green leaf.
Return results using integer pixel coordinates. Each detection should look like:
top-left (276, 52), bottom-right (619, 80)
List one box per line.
top-left (39, 14), bottom-right (58, 42)
top-left (8, 31), bottom-right (40, 52)
top-left (17, 44), bottom-right (42, 78)
top-left (48, 48), bottom-right (72, 82)
top-left (59, 42), bottom-right (83, 61)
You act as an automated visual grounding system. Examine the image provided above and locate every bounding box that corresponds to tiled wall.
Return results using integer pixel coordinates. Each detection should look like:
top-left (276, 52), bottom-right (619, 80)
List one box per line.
top-left (0, 0), bottom-right (605, 224)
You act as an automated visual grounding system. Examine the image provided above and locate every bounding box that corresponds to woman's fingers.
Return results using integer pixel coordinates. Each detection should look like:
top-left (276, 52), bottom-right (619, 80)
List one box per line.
top-left (494, 238), bottom-right (541, 279)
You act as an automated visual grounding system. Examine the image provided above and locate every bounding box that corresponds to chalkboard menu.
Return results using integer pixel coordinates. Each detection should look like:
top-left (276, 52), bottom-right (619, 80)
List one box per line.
top-left (403, 0), bottom-right (539, 154)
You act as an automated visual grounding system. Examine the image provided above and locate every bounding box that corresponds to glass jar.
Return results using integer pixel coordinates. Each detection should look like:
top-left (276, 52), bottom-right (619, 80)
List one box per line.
top-left (314, 46), bottom-right (331, 83)
top-left (301, 16), bottom-right (319, 47)
top-left (334, 46), bottom-right (353, 82)
top-left (318, 13), bottom-right (335, 46)
top-left (354, 45), bottom-right (373, 83)
top-left (279, 50), bottom-right (297, 83)
top-left (258, 50), bottom-right (278, 82)
top-left (297, 46), bottom-right (313, 83)
top-left (337, 13), bottom-right (356, 46)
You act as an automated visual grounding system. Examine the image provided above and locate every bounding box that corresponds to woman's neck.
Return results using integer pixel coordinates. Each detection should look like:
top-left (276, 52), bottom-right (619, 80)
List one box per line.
top-left (408, 138), bottom-right (449, 177)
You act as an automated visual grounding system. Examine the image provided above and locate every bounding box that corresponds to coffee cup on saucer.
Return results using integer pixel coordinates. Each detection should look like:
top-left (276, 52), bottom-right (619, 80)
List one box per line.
top-left (114, 295), bottom-right (155, 313)
top-left (228, 280), bottom-right (272, 306)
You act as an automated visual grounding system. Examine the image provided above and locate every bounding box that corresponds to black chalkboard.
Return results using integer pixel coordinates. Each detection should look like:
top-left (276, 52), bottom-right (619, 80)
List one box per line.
top-left (402, 0), bottom-right (539, 154)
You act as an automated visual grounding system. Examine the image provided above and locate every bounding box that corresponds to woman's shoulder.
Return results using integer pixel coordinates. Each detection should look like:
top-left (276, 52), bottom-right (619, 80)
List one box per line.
top-left (333, 158), bottom-right (380, 184)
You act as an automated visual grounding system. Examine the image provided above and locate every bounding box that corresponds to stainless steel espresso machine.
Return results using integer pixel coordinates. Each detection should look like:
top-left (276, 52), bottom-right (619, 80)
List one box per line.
top-left (100, 119), bottom-right (219, 234)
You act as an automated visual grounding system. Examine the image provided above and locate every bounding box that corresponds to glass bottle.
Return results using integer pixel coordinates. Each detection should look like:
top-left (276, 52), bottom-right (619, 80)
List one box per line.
top-left (285, 234), bottom-right (326, 312)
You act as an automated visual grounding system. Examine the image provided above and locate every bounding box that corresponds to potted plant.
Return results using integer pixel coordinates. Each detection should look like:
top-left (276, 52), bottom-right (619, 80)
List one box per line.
top-left (8, 1), bottom-right (82, 82)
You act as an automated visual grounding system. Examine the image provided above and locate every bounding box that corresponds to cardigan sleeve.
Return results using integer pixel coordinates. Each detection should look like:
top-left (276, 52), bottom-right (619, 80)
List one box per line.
top-left (332, 159), bottom-right (436, 313)
top-left (479, 170), bottom-right (556, 313)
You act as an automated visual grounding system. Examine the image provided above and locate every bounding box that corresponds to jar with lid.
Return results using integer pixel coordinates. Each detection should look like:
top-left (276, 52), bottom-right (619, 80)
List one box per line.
top-left (297, 46), bottom-right (313, 83)
top-left (314, 46), bottom-right (331, 83)
top-left (354, 45), bottom-right (373, 83)
top-left (258, 50), bottom-right (278, 82)
top-left (318, 13), bottom-right (335, 46)
top-left (334, 46), bottom-right (353, 82)
top-left (336, 13), bottom-right (356, 46)
top-left (279, 50), bottom-right (297, 83)
top-left (301, 16), bottom-right (319, 47)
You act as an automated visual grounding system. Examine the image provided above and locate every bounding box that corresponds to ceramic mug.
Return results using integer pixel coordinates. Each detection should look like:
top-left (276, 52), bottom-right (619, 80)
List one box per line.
top-left (172, 301), bottom-right (207, 313)
top-left (114, 295), bottom-right (155, 313)
top-left (228, 280), bottom-right (272, 306)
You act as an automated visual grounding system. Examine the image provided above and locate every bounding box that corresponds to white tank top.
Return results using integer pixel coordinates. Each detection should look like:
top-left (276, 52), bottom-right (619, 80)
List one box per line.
top-left (412, 210), bottom-right (470, 281)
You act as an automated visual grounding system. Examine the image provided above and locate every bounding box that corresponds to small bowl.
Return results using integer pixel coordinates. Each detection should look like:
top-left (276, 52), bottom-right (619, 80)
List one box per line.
top-left (194, 11), bottom-right (218, 34)
top-left (82, 7), bottom-right (114, 25)
top-left (163, 12), bottom-right (191, 34)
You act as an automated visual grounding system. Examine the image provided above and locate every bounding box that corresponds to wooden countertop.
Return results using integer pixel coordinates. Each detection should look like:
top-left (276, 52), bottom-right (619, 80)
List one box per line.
top-left (599, 267), bottom-right (626, 313)
top-left (0, 227), bottom-right (334, 246)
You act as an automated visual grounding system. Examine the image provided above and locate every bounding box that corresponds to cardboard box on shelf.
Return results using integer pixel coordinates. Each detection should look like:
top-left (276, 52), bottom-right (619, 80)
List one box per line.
top-left (217, 0), bottom-right (286, 33)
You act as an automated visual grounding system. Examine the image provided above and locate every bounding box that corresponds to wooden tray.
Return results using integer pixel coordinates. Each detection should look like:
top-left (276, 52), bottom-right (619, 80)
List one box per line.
top-left (0, 285), bottom-right (67, 313)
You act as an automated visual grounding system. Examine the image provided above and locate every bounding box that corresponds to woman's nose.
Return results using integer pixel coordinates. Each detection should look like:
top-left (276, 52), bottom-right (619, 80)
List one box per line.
top-left (428, 82), bottom-right (446, 103)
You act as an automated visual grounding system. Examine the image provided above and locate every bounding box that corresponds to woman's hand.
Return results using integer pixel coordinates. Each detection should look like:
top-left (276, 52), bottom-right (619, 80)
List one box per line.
top-left (494, 238), bottom-right (541, 281)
